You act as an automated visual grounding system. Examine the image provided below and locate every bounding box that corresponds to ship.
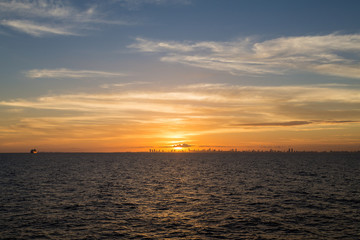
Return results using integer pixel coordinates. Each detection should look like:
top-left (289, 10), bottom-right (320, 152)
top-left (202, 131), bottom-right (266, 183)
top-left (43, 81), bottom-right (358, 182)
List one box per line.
top-left (30, 149), bottom-right (37, 154)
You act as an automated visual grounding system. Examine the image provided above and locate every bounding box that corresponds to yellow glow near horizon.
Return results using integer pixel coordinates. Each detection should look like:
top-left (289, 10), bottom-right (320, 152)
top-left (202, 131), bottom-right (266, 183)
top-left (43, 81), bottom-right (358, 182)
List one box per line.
top-left (0, 84), bottom-right (359, 152)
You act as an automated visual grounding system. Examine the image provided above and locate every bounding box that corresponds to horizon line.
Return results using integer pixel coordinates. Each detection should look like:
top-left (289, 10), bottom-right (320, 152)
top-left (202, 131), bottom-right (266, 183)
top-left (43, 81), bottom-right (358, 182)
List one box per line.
top-left (2, 150), bottom-right (360, 154)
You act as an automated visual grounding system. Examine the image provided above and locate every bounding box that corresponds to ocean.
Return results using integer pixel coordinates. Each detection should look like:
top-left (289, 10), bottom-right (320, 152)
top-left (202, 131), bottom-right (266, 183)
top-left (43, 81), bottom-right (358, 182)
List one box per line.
top-left (0, 152), bottom-right (359, 239)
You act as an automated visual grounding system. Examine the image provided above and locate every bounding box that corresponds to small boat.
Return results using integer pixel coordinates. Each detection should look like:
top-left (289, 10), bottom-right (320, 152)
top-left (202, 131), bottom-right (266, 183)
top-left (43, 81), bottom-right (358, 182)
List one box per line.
top-left (30, 149), bottom-right (37, 154)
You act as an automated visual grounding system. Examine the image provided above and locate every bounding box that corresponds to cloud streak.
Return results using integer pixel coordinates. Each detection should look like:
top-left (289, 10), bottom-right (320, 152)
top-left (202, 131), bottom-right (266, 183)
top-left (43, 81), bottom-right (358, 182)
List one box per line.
top-left (1, 83), bottom-right (359, 151)
top-left (27, 68), bottom-right (127, 79)
top-left (233, 121), bottom-right (313, 127)
top-left (232, 120), bottom-right (358, 127)
top-left (100, 81), bottom-right (149, 89)
top-left (0, 0), bottom-right (92, 21)
top-left (1, 84), bottom-right (359, 121)
top-left (129, 34), bottom-right (360, 79)
top-left (0, 0), bottom-right (129, 36)
top-left (1, 20), bottom-right (77, 37)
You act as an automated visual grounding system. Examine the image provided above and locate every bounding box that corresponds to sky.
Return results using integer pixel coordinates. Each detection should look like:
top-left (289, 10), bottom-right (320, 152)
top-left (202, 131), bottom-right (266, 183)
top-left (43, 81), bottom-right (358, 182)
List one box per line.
top-left (0, 0), bottom-right (360, 152)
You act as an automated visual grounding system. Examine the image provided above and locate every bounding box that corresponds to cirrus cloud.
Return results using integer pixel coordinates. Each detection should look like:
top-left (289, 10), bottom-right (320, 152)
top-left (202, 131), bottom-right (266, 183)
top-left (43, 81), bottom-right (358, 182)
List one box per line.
top-left (1, 83), bottom-right (359, 151)
top-left (1, 83), bottom-right (359, 122)
top-left (1, 20), bottom-right (78, 37)
top-left (129, 34), bottom-right (360, 79)
top-left (0, 0), bottom-right (130, 37)
top-left (26, 68), bottom-right (127, 79)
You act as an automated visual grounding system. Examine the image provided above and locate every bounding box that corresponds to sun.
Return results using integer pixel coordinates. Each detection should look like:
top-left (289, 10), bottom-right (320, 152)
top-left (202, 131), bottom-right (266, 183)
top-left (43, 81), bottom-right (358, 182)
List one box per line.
top-left (171, 143), bottom-right (192, 151)
top-left (173, 143), bottom-right (185, 151)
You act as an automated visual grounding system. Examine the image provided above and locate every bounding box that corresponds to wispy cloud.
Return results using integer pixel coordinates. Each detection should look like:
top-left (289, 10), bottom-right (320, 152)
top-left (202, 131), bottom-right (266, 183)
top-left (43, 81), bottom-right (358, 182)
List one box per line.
top-left (0, 0), bottom-right (129, 36)
top-left (1, 83), bottom-right (359, 151)
top-left (1, 20), bottom-right (77, 37)
top-left (0, 0), bottom-right (92, 21)
top-left (100, 81), bottom-right (149, 88)
top-left (26, 68), bottom-right (127, 79)
top-left (129, 34), bottom-right (360, 79)
top-left (233, 121), bottom-right (313, 127)
top-left (1, 83), bottom-right (359, 121)
top-left (232, 120), bottom-right (358, 127)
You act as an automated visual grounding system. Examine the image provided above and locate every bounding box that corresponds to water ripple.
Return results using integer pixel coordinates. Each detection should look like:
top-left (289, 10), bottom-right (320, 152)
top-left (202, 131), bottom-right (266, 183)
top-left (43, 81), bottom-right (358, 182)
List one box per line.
top-left (1, 152), bottom-right (359, 239)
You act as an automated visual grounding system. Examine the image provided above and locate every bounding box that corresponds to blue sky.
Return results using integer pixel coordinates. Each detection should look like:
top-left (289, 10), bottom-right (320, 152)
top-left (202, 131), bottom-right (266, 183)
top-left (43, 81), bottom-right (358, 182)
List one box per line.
top-left (0, 0), bottom-right (360, 152)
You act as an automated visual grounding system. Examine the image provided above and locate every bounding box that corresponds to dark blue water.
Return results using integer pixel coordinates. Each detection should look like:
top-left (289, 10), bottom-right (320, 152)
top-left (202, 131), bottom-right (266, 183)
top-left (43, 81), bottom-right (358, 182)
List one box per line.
top-left (1, 152), bottom-right (359, 239)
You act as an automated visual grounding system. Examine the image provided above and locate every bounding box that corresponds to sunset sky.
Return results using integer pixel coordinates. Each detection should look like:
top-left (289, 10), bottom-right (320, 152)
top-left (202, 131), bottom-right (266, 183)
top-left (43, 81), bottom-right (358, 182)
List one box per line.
top-left (1, 0), bottom-right (360, 152)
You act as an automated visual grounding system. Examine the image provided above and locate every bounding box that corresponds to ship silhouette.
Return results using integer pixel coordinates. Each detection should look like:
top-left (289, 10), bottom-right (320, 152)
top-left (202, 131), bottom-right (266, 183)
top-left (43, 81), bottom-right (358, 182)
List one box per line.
top-left (30, 149), bottom-right (37, 154)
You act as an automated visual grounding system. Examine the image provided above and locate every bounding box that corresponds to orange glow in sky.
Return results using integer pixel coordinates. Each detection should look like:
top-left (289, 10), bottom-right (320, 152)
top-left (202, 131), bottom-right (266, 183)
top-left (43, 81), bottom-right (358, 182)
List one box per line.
top-left (0, 1), bottom-right (359, 152)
